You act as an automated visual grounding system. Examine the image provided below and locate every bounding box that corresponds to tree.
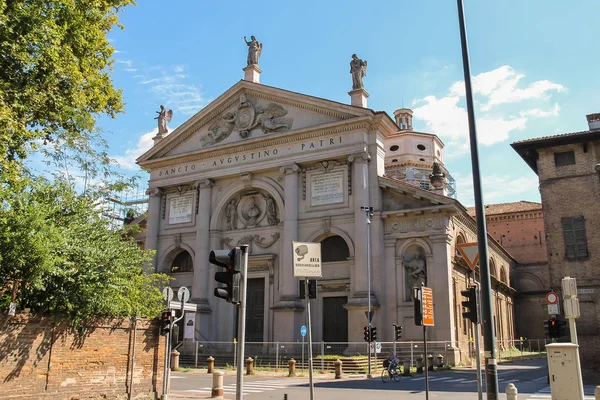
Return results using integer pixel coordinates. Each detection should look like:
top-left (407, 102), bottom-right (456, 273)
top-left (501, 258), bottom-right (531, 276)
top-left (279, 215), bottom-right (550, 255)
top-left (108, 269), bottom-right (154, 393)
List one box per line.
top-left (0, 177), bottom-right (168, 325)
top-left (0, 0), bottom-right (135, 181)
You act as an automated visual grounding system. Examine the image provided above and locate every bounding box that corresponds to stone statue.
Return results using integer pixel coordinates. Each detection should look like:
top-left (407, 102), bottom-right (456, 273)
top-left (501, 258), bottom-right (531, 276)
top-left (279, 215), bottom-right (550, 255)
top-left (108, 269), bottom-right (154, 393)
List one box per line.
top-left (350, 54), bottom-right (367, 90)
top-left (261, 193), bottom-right (279, 225)
top-left (226, 198), bottom-right (238, 230)
top-left (403, 253), bottom-right (427, 291)
top-left (244, 35), bottom-right (262, 66)
top-left (154, 105), bottom-right (173, 134)
top-left (245, 197), bottom-right (261, 227)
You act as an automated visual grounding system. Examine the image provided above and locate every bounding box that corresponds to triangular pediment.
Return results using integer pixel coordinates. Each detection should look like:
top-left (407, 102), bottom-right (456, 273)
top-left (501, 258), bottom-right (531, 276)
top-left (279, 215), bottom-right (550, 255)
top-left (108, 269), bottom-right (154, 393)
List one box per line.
top-left (379, 176), bottom-right (461, 214)
top-left (138, 80), bottom-right (378, 164)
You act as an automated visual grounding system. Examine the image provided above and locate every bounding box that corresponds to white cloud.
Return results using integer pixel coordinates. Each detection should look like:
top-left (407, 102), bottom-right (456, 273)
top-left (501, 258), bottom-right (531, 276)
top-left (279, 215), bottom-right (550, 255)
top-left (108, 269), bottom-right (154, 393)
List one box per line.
top-left (112, 129), bottom-right (158, 170)
top-left (455, 173), bottom-right (540, 207)
top-left (116, 59), bottom-right (134, 68)
top-left (413, 65), bottom-right (564, 150)
top-left (124, 68), bottom-right (138, 72)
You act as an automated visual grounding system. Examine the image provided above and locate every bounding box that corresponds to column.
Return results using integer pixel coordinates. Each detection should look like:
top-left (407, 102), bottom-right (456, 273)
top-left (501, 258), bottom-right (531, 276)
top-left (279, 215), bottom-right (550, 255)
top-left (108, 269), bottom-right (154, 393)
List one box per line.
top-left (349, 152), bottom-right (370, 296)
top-left (278, 163), bottom-right (300, 301)
top-left (273, 163), bottom-right (304, 342)
top-left (193, 179), bottom-right (214, 309)
top-left (145, 188), bottom-right (162, 270)
top-left (429, 233), bottom-right (456, 343)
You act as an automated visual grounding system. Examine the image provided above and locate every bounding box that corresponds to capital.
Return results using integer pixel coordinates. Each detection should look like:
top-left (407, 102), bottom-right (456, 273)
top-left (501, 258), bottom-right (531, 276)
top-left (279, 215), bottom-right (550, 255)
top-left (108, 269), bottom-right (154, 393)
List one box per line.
top-left (146, 187), bottom-right (163, 197)
top-left (348, 151), bottom-right (370, 164)
top-left (279, 163), bottom-right (300, 175)
top-left (196, 179), bottom-right (214, 190)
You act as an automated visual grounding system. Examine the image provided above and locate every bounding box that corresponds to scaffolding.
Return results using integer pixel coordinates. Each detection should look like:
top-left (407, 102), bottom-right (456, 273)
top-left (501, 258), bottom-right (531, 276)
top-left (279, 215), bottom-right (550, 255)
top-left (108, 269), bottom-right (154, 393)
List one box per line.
top-left (386, 166), bottom-right (457, 198)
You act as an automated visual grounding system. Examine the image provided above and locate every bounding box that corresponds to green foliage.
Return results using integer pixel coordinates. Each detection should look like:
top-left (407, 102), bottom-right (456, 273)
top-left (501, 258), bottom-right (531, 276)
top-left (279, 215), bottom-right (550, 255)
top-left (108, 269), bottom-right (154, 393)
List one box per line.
top-left (0, 177), bottom-right (168, 325)
top-left (0, 0), bottom-right (135, 181)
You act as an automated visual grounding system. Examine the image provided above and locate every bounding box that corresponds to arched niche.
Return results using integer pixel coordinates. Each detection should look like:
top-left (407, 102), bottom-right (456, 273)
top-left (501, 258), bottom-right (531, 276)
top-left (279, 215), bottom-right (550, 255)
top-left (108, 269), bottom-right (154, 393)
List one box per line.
top-left (210, 180), bottom-right (284, 231)
top-left (499, 266), bottom-right (508, 284)
top-left (159, 243), bottom-right (196, 274)
top-left (398, 241), bottom-right (429, 302)
top-left (489, 258), bottom-right (497, 278)
top-left (171, 250), bottom-right (193, 273)
top-left (454, 231), bottom-right (466, 258)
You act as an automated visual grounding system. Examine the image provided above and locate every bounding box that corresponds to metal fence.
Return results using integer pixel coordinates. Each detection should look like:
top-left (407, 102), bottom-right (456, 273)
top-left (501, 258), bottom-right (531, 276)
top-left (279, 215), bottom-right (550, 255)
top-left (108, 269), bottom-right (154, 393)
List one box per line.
top-left (177, 338), bottom-right (549, 371)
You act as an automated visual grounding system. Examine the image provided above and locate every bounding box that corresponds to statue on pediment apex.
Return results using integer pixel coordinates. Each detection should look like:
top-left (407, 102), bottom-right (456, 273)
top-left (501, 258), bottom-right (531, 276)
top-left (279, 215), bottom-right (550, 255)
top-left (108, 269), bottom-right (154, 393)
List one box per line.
top-left (155, 105), bottom-right (173, 134)
top-left (244, 35), bottom-right (262, 66)
top-left (350, 54), bottom-right (367, 90)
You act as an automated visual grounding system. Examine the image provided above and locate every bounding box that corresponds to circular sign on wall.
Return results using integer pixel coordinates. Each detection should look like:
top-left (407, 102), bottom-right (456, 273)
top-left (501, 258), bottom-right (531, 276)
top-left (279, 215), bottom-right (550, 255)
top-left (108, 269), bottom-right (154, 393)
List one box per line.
top-left (546, 292), bottom-right (559, 304)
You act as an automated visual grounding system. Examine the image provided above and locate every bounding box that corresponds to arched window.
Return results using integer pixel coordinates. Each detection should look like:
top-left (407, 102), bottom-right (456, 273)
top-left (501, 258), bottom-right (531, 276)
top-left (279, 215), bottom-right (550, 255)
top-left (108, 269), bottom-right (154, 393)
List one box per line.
top-left (320, 236), bottom-right (350, 262)
top-left (500, 267), bottom-right (507, 284)
top-left (171, 251), bottom-right (193, 273)
top-left (455, 233), bottom-right (466, 258)
top-left (489, 258), bottom-right (497, 278)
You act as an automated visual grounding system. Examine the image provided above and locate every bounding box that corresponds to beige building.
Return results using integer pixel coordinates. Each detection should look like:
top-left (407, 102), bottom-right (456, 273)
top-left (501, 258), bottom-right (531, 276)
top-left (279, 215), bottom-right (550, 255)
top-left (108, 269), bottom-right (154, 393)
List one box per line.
top-left (512, 113), bottom-right (600, 381)
top-left (136, 59), bottom-right (516, 363)
top-left (468, 202), bottom-right (550, 340)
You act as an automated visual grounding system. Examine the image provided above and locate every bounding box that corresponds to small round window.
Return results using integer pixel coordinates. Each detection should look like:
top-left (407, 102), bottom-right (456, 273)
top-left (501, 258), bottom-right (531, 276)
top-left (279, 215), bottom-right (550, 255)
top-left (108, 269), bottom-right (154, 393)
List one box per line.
top-left (390, 145), bottom-right (399, 152)
top-left (417, 144), bottom-right (426, 151)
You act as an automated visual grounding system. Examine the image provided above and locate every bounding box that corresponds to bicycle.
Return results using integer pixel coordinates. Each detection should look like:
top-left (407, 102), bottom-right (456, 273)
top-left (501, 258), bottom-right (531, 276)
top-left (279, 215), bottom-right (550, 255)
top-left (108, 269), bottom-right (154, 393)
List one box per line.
top-left (381, 362), bottom-right (401, 383)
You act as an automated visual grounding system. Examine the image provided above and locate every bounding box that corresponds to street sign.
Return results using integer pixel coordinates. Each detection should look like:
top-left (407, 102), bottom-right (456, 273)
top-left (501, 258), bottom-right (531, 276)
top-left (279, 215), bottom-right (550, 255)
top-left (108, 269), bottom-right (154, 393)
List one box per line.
top-left (375, 342), bottom-right (382, 354)
top-left (546, 291), bottom-right (559, 305)
top-left (457, 242), bottom-right (479, 270)
top-left (292, 242), bottom-right (322, 278)
top-left (365, 310), bottom-right (374, 323)
top-left (178, 286), bottom-right (190, 303)
top-left (301, 325), bottom-right (307, 337)
top-left (421, 286), bottom-right (435, 326)
top-left (162, 287), bottom-right (174, 302)
top-left (548, 303), bottom-right (559, 315)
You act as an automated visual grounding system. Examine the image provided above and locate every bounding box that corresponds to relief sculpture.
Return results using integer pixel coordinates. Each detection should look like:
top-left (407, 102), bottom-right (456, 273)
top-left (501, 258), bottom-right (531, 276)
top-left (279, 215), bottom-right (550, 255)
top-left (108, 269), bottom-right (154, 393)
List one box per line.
top-left (201, 95), bottom-right (293, 147)
top-left (223, 191), bottom-right (279, 230)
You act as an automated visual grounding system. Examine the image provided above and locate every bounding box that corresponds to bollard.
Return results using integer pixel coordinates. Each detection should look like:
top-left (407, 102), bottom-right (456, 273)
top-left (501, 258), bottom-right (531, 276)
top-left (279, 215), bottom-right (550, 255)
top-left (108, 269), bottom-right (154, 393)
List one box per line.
top-left (437, 354), bottom-right (444, 368)
top-left (211, 370), bottom-right (224, 399)
top-left (595, 386), bottom-right (600, 400)
top-left (245, 357), bottom-right (254, 375)
top-left (207, 356), bottom-right (215, 373)
top-left (416, 356), bottom-right (423, 373)
top-left (334, 359), bottom-right (342, 379)
top-left (288, 358), bottom-right (296, 377)
top-left (506, 383), bottom-right (518, 400)
top-left (402, 359), bottom-right (411, 376)
top-left (171, 349), bottom-right (180, 371)
top-left (427, 354), bottom-right (434, 371)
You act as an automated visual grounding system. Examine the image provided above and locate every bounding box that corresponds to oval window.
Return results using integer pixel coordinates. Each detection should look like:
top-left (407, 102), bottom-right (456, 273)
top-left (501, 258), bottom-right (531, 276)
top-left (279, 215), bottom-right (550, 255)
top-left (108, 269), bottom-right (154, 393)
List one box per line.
top-left (417, 144), bottom-right (426, 151)
top-left (390, 145), bottom-right (399, 152)
top-left (419, 158), bottom-right (425, 162)
top-left (392, 159), bottom-right (398, 163)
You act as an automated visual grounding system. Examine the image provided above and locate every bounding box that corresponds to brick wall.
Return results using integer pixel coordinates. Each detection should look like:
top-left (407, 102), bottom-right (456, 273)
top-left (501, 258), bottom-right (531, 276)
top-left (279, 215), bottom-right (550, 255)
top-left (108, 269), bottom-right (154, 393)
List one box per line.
top-left (0, 313), bottom-right (164, 400)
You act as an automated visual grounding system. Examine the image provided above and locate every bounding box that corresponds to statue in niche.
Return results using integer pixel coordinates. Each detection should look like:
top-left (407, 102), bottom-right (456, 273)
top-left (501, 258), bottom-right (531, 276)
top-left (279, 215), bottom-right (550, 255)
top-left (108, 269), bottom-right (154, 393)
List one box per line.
top-left (402, 252), bottom-right (427, 298)
top-left (252, 103), bottom-right (293, 133)
top-left (245, 196), bottom-right (261, 227)
top-left (155, 105), bottom-right (173, 134)
top-left (226, 198), bottom-right (239, 230)
top-left (244, 35), bottom-right (262, 66)
top-left (350, 54), bottom-right (367, 90)
top-left (261, 192), bottom-right (279, 225)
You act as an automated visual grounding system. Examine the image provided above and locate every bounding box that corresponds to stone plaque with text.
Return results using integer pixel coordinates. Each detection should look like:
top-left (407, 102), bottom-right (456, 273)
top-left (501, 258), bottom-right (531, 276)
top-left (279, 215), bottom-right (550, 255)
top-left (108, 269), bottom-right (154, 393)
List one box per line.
top-left (311, 171), bottom-right (344, 206)
top-left (169, 194), bottom-right (194, 224)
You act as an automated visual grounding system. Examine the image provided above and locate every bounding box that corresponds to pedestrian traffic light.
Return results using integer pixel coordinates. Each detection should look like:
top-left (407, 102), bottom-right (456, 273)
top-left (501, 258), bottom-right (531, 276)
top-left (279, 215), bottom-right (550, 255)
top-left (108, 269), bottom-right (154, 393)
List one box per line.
top-left (160, 310), bottom-right (174, 336)
top-left (210, 248), bottom-right (242, 304)
top-left (370, 326), bottom-right (377, 342)
top-left (363, 326), bottom-right (370, 342)
top-left (461, 285), bottom-right (479, 324)
top-left (394, 324), bottom-right (402, 341)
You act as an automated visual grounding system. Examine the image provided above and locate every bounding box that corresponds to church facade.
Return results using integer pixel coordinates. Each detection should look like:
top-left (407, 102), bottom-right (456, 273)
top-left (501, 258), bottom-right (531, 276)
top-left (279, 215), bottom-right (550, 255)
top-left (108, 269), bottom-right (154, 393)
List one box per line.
top-left (137, 50), bottom-right (515, 364)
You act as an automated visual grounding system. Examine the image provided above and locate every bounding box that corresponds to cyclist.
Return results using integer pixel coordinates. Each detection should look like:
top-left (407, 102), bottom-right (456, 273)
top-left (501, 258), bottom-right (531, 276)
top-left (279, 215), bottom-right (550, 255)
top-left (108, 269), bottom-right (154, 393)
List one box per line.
top-left (384, 351), bottom-right (398, 376)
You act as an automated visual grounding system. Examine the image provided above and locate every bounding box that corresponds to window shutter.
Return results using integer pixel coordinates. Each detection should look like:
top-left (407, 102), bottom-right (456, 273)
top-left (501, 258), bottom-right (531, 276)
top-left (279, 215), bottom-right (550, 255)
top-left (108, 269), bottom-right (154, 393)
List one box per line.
top-left (573, 217), bottom-right (588, 258)
top-left (562, 218), bottom-right (576, 259)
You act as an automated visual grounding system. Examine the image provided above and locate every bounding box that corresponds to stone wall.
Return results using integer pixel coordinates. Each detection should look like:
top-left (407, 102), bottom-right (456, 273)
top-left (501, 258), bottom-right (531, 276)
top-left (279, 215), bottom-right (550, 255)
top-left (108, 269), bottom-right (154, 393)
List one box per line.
top-left (0, 312), bottom-right (164, 400)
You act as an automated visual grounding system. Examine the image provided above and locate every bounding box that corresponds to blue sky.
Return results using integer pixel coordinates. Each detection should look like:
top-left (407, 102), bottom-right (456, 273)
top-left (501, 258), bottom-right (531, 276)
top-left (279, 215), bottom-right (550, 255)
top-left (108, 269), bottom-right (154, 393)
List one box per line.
top-left (96, 0), bottom-right (599, 206)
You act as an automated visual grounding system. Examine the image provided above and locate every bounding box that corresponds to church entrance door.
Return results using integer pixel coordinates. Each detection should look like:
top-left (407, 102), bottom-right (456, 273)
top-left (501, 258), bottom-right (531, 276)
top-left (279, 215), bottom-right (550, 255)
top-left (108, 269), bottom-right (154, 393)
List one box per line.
top-left (322, 296), bottom-right (348, 342)
top-left (245, 278), bottom-right (265, 342)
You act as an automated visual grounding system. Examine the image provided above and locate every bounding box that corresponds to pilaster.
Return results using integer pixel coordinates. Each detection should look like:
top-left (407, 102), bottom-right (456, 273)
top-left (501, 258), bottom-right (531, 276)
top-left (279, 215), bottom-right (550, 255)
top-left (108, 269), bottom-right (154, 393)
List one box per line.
top-left (193, 179), bottom-right (214, 315)
top-left (145, 188), bottom-right (162, 270)
top-left (429, 233), bottom-right (456, 343)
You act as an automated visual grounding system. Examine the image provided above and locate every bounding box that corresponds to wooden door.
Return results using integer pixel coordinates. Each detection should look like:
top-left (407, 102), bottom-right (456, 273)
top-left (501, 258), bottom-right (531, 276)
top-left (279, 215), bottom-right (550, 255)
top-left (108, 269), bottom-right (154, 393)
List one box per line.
top-left (322, 296), bottom-right (348, 342)
top-left (245, 278), bottom-right (265, 342)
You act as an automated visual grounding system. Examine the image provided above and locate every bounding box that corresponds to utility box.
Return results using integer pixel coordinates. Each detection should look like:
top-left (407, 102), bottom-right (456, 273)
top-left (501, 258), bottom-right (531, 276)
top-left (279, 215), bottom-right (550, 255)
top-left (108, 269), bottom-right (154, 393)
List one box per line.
top-left (546, 343), bottom-right (583, 399)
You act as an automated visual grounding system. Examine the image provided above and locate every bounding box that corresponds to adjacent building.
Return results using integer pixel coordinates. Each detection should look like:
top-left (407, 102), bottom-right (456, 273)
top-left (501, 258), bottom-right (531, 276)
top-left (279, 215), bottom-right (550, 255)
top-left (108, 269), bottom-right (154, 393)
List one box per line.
top-left (512, 113), bottom-right (600, 381)
top-left (135, 50), bottom-right (516, 364)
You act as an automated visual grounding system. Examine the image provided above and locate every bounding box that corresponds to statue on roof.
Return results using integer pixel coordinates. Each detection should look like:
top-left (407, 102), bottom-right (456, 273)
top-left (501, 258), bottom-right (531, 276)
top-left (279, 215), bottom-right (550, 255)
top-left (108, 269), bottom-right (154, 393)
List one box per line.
top-left (155, 105), bottom-right (173, 135)
top-left (244, 35), bottom-right (262, 66)
top-left (350, 54), bottom-right (367, 90)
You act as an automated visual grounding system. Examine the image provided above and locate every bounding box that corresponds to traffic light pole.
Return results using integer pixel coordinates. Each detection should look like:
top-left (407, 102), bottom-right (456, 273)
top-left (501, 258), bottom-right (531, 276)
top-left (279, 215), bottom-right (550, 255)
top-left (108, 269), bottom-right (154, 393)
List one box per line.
top-left (456, 0), bottom-right (499, 398)
top-left (362, 206), bottom-right (373, 378)
top-left (235, 245), bottom-right (249, 400)
top-left (305, 278), bottom-right (315, 400)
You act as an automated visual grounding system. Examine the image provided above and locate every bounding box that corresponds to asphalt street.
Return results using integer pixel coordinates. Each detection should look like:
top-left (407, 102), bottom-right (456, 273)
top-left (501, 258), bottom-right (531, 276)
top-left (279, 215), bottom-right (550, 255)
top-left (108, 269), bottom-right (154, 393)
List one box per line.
top-left (169, 359), bottom-right (597, 400)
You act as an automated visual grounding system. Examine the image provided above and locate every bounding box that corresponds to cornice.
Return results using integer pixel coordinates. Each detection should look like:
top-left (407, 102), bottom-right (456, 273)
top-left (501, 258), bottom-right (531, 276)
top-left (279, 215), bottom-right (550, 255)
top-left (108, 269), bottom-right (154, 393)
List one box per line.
top-left (486, 211), bottom-right (544, 222)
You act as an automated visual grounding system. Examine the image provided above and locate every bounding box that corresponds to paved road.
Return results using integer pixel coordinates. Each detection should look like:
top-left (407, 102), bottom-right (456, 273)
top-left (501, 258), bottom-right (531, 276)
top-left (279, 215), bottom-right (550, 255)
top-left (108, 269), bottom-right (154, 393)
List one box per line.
top-left (169, 359), bottom-right (597, 400)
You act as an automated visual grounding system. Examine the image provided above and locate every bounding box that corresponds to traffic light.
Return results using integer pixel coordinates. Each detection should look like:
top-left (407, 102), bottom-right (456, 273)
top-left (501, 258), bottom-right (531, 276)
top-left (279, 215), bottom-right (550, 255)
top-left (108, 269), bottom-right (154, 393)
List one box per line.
top-left (370, 326), bottom-right (377, 342)
top-left (557, 319), bottom-right (567, 337)
top-left (160, 309), bottom-right (174, 336)
top-left (394, 324), bottom-right (402, 341)
top-left (543, 319), bottom-right (550, 338)
top-left (363, 326), bottom-right (370, 342)
top-left (210, 248), bottom-right (242, 304)
top-left (548, 318), bottom-right (558, 339)
top-left (414, 287), bottom-right (423, 326)
top-left (461, 285), bottom-right (479, 324)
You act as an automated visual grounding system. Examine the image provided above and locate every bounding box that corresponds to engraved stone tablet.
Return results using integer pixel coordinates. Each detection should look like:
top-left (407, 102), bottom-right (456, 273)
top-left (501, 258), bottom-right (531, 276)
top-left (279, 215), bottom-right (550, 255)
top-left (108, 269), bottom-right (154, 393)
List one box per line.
top-left (311, 171), bottom-right (344, 206)
top-left (169, 194), bottom-right (194, 224)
